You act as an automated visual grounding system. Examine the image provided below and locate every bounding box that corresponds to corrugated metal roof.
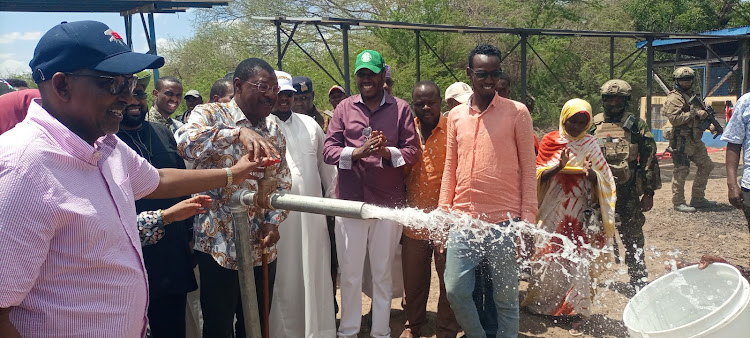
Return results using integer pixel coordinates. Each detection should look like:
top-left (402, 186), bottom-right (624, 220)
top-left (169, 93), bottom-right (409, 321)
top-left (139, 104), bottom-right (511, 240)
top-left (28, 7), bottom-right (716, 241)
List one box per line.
top-left (635, 25), bottom-right (750, 50)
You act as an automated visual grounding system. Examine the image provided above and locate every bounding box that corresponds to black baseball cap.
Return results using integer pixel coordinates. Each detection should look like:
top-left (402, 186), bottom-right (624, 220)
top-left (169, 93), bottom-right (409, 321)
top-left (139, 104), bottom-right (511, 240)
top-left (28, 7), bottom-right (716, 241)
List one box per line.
top-left (29, 20), bottom-right (164, 83)
top-left (292, 76), bottom-right (313, 94)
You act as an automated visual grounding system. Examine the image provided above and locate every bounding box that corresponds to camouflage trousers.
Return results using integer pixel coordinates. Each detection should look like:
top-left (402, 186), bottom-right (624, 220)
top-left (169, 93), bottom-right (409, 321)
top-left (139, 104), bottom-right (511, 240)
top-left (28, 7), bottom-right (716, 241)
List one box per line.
top-left (615, 190), bottom-right (648, 284)
top-left (671, 136), bottom-right (714, 206)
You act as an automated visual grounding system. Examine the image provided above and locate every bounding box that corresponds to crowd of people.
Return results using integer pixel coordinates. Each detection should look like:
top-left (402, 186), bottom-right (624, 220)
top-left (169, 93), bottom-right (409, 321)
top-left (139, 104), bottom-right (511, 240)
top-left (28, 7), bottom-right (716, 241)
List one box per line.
top-left (0, 19), bottom-right (748, 338)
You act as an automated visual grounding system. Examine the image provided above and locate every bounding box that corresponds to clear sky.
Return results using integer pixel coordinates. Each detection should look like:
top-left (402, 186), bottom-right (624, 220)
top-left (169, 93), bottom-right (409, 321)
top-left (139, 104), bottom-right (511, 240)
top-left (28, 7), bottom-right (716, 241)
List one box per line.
top-left (0, 9), bottom-right (198, 77)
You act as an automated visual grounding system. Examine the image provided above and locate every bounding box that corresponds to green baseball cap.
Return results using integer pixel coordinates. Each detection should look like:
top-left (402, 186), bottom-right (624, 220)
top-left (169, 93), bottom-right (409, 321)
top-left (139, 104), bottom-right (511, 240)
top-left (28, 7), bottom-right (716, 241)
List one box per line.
top-left (355, 50), bottom-right (385, 74)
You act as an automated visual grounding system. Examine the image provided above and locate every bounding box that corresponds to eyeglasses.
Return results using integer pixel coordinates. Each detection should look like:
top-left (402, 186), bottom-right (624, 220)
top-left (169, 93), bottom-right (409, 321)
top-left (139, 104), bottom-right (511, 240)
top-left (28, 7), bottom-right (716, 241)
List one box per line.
top-left (66, 72), bottom-right (139, 96)
top-left (245, 81), bottom-right (280, 94)
top-left (470, 69), bottom-right (503, 81)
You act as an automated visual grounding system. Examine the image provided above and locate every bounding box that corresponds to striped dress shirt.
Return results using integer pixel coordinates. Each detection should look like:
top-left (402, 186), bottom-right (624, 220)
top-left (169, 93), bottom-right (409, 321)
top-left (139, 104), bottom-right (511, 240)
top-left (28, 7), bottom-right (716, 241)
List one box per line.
top-left (0, 100), bottom-right (160, 337)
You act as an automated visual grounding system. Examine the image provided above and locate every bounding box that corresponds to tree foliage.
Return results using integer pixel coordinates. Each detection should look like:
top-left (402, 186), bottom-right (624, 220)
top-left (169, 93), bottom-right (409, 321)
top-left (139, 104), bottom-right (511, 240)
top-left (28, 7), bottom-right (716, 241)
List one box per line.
top-left (625, 0), bottom-right (740, 33)
top-left (142, 0), bottom-right (749, 129)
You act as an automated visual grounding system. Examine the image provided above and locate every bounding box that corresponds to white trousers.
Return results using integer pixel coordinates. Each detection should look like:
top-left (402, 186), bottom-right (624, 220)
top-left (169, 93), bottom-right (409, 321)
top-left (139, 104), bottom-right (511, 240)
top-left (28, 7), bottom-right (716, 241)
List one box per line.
top-left (335, 217), bottom-right (402, 338)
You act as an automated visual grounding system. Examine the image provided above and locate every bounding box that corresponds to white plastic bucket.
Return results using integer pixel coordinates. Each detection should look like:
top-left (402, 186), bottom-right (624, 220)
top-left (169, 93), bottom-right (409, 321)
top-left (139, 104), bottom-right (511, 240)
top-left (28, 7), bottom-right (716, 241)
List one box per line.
top-left (623, 263), bottom-right (750, 338)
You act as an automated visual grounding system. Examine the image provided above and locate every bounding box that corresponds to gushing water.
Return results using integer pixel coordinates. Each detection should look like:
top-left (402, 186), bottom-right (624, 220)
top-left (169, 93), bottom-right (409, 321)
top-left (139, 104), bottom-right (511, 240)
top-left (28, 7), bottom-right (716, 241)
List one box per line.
top-left (357, 205), bottom-right (740, 333)
top-left (361, 205), bottom-right (614, 282)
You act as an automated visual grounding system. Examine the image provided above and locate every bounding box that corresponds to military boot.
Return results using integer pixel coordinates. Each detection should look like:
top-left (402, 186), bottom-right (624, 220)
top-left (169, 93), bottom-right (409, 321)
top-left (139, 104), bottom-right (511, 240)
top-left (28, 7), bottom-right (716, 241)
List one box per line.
top-left (674, 203), bottom-right (696, 213)
top-left (690, 198), bottom-right (718, 209)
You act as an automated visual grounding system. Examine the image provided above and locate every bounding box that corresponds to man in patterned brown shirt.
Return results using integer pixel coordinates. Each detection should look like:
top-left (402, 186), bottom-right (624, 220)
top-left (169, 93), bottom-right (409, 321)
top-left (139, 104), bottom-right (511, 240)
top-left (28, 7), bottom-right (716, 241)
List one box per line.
top-left (176, 58), bottom-right (292, 337)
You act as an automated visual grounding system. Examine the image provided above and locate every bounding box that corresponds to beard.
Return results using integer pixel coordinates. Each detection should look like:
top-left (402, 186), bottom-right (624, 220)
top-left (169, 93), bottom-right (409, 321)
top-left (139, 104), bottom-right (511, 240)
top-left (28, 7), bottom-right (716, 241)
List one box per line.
top-left (272, 107), bottom-right (293, 121)
top-left (121, 105), bottom-right (147, 128)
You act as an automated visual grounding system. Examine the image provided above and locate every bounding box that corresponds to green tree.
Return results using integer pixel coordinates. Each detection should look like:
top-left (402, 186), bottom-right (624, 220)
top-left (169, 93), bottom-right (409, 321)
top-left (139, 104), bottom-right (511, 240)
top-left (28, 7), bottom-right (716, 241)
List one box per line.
top-left (625, 0), bottom-right (738, 33)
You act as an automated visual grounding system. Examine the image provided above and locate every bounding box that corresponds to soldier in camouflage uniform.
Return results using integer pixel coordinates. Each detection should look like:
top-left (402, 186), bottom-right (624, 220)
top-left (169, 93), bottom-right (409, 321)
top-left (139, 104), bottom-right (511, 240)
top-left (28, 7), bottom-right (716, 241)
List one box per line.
top-left (661, 67), bottom-right (718, 212)
top-left (591, 79), bottom-right (661, 290)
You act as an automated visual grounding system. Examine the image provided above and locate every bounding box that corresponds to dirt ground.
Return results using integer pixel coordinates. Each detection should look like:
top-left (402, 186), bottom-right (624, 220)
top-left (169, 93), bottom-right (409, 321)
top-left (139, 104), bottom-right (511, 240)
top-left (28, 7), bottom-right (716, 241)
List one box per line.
top-left (336, 143), bottom-right (750, 337)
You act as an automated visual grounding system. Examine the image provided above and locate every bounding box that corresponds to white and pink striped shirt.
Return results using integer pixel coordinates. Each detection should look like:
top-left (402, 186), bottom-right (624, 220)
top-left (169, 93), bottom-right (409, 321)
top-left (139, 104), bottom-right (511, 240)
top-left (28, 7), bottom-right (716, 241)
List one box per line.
top-left (0, 100), bottom-right (160, 337)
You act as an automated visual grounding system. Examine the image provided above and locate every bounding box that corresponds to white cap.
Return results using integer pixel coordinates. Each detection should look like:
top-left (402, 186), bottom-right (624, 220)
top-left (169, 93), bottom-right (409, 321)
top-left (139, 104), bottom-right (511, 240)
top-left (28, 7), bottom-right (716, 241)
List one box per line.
top-left (445, 82), bottom-right (473, 104)
top-left (275, 70), bottom-right (296, 93)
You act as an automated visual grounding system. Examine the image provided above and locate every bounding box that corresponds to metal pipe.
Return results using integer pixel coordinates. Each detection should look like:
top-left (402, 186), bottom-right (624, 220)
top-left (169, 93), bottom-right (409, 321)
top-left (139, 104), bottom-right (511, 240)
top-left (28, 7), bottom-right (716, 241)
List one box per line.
top-left (228, 188), bottom-right (374, 336)
top-left (229, 192), bottom-right (263, 338)
top-left (228, 187), bottom-right (374, 335)
top-left (234, 189), bottom-right (370, 220)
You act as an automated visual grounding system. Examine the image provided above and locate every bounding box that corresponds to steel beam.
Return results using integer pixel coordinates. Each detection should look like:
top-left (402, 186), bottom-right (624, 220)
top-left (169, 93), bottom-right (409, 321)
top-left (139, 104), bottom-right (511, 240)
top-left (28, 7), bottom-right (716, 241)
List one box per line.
top-left (316, 24), bottom-right (345, 79)
top-left (419, 34), bottom-right (460, 82)
top-left (148, 12), bottom-right (159, 81)
top-left (520, 33), bottom-right (527, 102)
top-left (342, 25), bottom-right (351, 95)
top-left (610, 37), bottom-right (615, 79)
top-left (415, 31), bottom-right (421, 82)
top-left (275, 21), bottom-right (282, 70)
top-left (646, 37), bottom-right (654, 128)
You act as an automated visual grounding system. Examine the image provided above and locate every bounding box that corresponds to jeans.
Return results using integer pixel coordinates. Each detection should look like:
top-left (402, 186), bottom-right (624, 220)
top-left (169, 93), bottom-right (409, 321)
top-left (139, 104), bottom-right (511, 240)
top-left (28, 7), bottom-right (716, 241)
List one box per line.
top-left (444, 222), bottom-right (519, 338)
top-left (472, 259), bottom-right (498, 336)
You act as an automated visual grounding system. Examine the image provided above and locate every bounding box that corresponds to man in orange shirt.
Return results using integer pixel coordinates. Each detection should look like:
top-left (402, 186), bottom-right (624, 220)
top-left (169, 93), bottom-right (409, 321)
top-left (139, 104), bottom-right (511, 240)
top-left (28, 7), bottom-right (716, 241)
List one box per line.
top-left (400, 81), bottom-right (460, 338)
top-left (439, 44), bottom-right (537, 338)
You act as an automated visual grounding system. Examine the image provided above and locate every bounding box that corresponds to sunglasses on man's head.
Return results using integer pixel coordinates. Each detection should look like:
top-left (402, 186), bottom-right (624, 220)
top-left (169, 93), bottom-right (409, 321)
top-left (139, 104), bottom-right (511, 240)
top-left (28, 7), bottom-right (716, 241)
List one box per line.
top-left (470, 69), bottom-right (503, 81)
top-left (66, 72), bottom-right (139, 96)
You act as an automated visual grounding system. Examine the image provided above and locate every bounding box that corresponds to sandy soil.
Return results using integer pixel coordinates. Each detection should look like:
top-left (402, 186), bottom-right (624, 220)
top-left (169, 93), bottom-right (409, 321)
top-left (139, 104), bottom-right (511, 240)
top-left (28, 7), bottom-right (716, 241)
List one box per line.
top-left (336, 143), bottom-right (750, 337)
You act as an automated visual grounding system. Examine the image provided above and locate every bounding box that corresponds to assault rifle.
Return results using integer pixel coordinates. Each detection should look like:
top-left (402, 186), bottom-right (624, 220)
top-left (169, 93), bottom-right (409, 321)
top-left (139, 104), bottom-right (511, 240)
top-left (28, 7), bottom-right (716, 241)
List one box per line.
top-left (689, 95), bottom-right (724, 138)
top-left (652, 73), bottom-right (724, 138)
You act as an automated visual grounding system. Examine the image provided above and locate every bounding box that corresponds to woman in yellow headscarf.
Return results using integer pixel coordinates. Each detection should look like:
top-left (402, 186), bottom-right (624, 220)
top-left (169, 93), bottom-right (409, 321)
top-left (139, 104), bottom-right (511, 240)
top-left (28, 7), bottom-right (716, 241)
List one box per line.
top-left (521, 98), bottom-right (616, 335)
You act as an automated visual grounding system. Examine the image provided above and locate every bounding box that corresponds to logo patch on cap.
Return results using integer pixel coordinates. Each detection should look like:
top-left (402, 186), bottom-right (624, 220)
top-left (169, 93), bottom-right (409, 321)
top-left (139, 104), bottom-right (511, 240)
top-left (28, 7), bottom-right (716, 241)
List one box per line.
top-left (361, 52), bottom-right (372, 62)
top-left (300, 82), bottom-right (308, 92)
top-left (105, 29), bottom-right (125, 46)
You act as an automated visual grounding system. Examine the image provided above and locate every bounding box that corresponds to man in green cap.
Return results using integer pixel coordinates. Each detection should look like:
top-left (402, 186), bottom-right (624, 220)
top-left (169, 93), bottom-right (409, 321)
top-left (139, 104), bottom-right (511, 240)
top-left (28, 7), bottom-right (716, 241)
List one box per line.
top-left (323, 50), bottom-right (420, 338)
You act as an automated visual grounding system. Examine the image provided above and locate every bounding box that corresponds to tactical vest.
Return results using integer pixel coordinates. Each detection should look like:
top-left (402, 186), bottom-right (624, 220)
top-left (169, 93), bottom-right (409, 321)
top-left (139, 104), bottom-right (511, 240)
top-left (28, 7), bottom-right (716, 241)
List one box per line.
top-left (593, 113), bottom-right (639, 185)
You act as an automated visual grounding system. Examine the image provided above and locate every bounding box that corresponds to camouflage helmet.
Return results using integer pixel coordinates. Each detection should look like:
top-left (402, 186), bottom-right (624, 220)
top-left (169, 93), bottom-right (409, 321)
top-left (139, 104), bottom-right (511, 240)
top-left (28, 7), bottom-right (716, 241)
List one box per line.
top-left (673, 67), bottom-right (695, 80)
top-left (600, 79), bottom-right (632, 97)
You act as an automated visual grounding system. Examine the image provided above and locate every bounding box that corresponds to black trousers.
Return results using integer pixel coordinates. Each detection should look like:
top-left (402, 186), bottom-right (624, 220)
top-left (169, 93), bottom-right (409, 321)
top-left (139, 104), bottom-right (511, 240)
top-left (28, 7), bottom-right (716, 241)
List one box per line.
top-left (196, 251), bottom-right (276, 338)
top-left (147, 293), bottom-right (187, 338)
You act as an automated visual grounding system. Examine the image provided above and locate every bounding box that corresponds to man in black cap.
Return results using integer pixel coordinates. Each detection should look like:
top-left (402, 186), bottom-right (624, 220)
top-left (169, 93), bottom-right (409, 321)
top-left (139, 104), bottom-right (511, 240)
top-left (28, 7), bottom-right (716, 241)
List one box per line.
top-left (292, 76), bottom-right (332, 132)
top-left (0, 20), bottom-right (277, 337)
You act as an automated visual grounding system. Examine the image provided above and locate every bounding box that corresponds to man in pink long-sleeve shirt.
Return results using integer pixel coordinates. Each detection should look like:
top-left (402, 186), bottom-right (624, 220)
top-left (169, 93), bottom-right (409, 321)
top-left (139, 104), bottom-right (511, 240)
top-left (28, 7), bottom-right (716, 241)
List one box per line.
top-left (0, 21), bottom-right (276, 338)
top-left (438, 44), bottom-right (537, 338)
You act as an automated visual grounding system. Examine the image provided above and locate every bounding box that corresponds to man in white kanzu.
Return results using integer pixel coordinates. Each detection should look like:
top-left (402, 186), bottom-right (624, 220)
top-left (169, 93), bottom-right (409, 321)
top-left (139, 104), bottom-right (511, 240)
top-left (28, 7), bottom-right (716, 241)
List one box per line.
top-left (268, 71), bottom-right (338, 337)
